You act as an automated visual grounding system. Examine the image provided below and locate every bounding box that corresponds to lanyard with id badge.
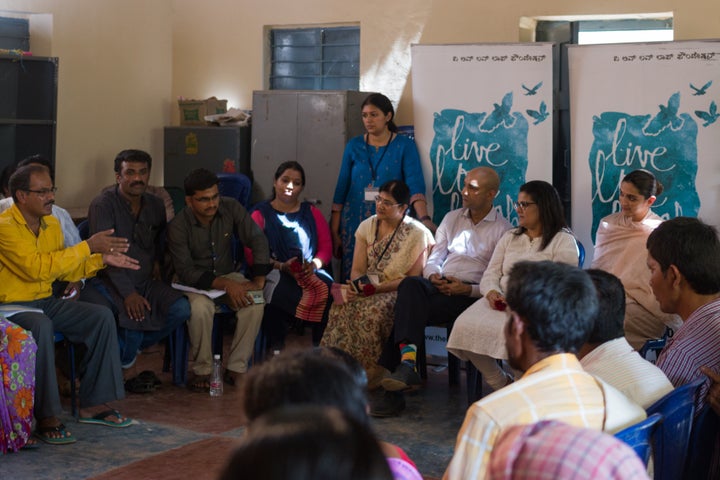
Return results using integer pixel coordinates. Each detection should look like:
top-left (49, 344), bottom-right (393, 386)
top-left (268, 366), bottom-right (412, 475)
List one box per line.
top-left (363, 132), bottom-right (394, 202)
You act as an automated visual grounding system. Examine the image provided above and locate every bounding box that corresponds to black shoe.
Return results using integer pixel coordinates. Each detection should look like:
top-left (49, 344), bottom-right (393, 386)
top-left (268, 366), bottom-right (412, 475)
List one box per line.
top-left (124, 374), bottom-right (157, 394)
top-left (380, 363), bottom-right (422, 392)
top-left (369, 390), bottom-right (406, 418)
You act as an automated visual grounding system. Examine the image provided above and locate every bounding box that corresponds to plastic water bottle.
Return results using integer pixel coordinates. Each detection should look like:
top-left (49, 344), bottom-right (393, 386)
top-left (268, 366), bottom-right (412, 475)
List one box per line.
top-left (209, 354), bottom-right (223, 397)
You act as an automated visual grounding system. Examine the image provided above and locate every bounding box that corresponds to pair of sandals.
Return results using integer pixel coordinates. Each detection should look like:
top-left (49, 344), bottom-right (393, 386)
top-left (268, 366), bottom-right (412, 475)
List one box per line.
top-left (34, 409), bottom-right (132, 445)
top-left (124, 370), bottom-right (162, 394)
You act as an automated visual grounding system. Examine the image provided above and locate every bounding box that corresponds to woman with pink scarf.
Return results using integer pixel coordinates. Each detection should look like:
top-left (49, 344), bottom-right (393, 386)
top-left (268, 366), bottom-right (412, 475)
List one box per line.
top-left (591, 170), bottom-right (682, 350)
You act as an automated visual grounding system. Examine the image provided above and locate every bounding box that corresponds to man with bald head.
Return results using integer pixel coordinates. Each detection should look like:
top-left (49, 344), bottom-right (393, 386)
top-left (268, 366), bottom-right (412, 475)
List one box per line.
top-left (372, 167), bottom-right (511, 416)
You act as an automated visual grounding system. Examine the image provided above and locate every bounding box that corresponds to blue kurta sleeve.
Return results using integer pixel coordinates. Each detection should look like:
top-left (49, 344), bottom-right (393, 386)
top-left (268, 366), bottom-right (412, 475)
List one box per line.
top-left (333, 136), bottom-right (359, 205)
top-left (398, 135), bottom-right (426, 196)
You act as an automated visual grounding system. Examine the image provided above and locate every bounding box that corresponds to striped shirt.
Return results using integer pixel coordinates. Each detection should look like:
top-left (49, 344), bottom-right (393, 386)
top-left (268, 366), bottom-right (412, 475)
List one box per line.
top-left (444, 354), bottom-right (645, 480)
top-left (656, 297), bottom-right (720, 411)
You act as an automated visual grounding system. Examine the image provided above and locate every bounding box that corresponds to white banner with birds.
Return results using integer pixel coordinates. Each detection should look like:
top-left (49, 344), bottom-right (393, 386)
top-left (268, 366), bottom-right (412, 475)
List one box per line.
top-left (411, 43), bottom-right (554, 225)
top-left (569, 40), bottom-right (720, 264)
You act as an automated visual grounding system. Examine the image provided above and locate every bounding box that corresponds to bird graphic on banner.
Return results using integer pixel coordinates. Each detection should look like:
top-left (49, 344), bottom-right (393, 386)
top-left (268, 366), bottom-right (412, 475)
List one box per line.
top-left (522, 82), bottom-right (543, 95)
top-left (526, 101), bottom-right (549, 125)
top-left (689, 80), bottom-right (712, 96)
top-left (695, 101), bottom-right (718, 127)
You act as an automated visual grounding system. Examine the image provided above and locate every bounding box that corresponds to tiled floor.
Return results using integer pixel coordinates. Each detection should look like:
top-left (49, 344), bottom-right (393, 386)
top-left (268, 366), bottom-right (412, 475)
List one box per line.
top-left (5, 334), bottom-right (477, 479)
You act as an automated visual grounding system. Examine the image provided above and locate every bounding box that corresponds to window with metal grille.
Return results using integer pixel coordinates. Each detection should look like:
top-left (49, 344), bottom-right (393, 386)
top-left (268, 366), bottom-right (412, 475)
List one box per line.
top-left (0, 16), bottom-right (30, 51)
top-left (269, 26), bottom-right (359, 90)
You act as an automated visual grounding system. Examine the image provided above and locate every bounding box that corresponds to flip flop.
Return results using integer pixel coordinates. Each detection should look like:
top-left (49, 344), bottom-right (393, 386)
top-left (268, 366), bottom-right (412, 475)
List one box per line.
top-left (78, 409), bottom-right (132, 428)
top-left (34, 423), bottom-right (77, 445)
top-left (21, 438), bottom-right (40, 450)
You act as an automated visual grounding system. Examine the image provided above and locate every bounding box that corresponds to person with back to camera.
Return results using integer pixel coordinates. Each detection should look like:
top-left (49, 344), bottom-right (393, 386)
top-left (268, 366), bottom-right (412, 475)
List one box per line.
top-left (591, 169), bottom-right (682, 350)
top-left (577, 269), bottom-right (673, 409)
top-left (331, 93), bottom-right (435, 281)
top-left (446, 180), bottom-right (579, 391)
top-left (444, 261), bottom-right (645, 480)
top-left (321, 180), bottom-right (434, 388)
top-left (248, 161), bottom-right (333, 351)
top-left (240, 348), bottom-right (423, 480)
top-left (219, 406), bottom-right (393, 480)
top-left (487, 420), bottom-right (650, 480)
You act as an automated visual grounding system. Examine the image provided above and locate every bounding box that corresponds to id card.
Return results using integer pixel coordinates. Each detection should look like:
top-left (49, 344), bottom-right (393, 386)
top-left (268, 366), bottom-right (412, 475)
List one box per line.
top-left (364, 187), bottom-right (379, 202)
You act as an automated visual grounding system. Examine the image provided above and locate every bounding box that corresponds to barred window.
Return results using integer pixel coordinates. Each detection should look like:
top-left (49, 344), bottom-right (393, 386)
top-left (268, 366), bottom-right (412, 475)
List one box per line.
top-left (0, 16), bottom-right (30, 51)
top-left (269, 26), bottom-right (360, 90)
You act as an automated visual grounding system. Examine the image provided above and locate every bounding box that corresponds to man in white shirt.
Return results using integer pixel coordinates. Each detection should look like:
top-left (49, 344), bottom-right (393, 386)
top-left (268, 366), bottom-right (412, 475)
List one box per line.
top-left (371, 167), bottom-right (511, 417)
top-left (578, 269), bottom-right (673, 409)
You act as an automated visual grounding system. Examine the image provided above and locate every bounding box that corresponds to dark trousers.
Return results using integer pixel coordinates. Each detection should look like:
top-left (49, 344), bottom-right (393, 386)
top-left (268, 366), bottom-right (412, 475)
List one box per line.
top-left (81, 280), bottom-right (190, 367)
top-left (10, 297), bottom-right (125, 419)
top-left (379, 276), bottom-right (476, 371)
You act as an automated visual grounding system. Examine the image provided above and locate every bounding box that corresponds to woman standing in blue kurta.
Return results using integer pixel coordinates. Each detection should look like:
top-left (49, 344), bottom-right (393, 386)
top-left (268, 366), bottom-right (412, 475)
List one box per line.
top-left (331, 93), bottom-right (435, 281)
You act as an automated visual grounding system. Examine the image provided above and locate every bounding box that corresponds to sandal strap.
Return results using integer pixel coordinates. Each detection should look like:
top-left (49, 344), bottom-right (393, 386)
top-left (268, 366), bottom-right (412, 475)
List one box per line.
top-left (36, 422), bottom-right (68, 434)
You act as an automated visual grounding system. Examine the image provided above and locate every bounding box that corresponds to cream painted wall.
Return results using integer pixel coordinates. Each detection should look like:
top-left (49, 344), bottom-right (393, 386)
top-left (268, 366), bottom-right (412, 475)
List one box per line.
top-left (171, 0), bottom-right (719, 126)
top-left (2, 0), bottom-right (718, 211)
top-left (0, 0), bottom-right (173, 211)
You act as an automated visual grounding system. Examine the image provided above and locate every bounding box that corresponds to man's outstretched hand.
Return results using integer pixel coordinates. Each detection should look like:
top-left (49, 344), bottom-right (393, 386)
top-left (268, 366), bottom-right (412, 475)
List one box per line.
top-left (87, 229), bottom-right (130, 254)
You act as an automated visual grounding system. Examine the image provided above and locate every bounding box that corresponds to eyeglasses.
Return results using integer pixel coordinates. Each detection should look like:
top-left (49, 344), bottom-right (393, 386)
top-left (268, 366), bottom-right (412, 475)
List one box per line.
top-left (192, 193), bottom-right (220, 204)
top-left (25, 187), bottom-right (57, 198)
top-left (513, 201), bottom-right (537, 211)
top-left (374, 195), bottom-right (400, 207)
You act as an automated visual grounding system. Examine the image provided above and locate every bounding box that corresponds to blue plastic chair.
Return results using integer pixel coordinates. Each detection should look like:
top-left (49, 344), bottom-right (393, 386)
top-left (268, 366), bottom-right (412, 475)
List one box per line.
top-left (162, 324), bottom-right (189, 386)
top-left (217, 173), bottom-right (252, 208)
top-left (639, 326), bottom-right (674, 363)
top-left (646, 376), bottom-right (706, 480)
top-left (614, 413), bottom-right (663, 467)
top-left (54, 332), bottom-right (78, 418)
top-left (211, 304), bottom-right (266, 365)
top-left (76, 219), bottom-right (89, 241)
top-left (684, 404), bottom-right (719, 478)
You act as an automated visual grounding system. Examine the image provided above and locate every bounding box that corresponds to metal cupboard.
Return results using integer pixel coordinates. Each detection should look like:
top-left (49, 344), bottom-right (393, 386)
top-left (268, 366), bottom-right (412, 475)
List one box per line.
top-left (163, 125), bottom-right (251, 188)
top-left (250, 90), bottom-right (371, 218)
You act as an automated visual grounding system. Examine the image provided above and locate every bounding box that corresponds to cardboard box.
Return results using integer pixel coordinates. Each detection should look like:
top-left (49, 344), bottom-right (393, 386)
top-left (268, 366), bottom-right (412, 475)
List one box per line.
top-left (178, 97), bottom-right (228, 125)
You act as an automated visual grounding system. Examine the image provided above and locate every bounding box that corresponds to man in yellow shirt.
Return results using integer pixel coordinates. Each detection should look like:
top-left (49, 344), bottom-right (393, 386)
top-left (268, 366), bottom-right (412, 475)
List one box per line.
top-left (444, 261), bottom-right (645, 479)
top-left (0, 164), bottom-right (140, 445)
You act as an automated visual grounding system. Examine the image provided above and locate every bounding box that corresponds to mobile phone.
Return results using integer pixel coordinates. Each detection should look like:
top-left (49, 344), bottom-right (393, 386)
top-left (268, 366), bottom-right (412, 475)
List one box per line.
top-left (351, 275), bottom-right (371, 293)
top-left (248, 290), bottom-right (265, 304)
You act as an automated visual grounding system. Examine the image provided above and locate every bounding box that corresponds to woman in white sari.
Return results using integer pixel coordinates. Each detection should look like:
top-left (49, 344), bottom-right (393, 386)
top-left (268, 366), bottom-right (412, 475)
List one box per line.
top-left (446, 181), bottom-right (579, 391)
top-left (591, 169), bottom-right (681, 350)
